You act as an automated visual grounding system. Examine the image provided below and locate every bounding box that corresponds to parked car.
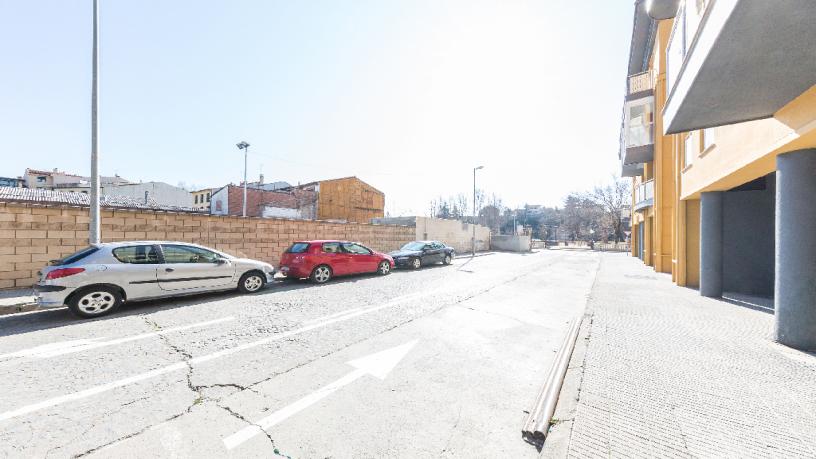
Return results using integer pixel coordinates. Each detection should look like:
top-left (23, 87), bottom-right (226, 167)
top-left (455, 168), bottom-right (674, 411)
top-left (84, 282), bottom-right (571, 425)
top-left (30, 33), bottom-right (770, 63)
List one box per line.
top-left (34, 241), bottom-right (276, 318)
top-left (279, 240), bottom-right (394, 283)
top-left (389, 241), bottom-right (455, 269)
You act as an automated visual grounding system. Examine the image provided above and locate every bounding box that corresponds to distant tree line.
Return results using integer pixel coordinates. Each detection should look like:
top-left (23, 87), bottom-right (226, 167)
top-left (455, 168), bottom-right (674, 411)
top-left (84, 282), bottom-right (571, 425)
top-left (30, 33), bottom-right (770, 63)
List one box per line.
top-left (426, 176), bottom-right (631, 242)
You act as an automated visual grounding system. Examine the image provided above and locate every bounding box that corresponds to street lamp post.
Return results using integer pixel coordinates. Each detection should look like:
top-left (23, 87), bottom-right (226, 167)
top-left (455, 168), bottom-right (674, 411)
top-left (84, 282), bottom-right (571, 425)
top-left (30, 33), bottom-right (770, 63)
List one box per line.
top-left (88, 0), bottom-right (101, 244)
top-left (472, 165), bottom-right (484, 257)
top-left (236, 141), bottom-right (250, 217)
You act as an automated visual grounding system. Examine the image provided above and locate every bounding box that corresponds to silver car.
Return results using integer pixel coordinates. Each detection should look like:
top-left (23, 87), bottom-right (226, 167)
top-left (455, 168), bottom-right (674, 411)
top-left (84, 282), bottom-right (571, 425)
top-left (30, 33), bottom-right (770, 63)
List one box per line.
top-left (34, 241), bottom-right (276, 318)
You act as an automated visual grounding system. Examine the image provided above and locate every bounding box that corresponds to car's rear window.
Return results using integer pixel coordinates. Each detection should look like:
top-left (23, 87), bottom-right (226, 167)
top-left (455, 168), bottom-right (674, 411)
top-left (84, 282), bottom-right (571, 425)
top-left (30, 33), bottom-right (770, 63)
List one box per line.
top-left (286, 242), bottom-right (311, 253)
top-left (50, 246), bottom-right (100, 266)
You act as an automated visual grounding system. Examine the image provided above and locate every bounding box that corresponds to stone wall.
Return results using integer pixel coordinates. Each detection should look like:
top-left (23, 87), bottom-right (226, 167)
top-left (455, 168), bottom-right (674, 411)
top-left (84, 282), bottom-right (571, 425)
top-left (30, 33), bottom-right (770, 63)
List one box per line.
top-left (0, 202), bottom-right (414, 289)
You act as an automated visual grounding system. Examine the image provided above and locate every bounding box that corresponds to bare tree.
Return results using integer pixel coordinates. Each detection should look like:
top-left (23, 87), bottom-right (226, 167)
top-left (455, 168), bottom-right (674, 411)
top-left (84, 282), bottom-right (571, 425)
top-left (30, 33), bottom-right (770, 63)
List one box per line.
top-left (589, 175), bottom-right (631, 242)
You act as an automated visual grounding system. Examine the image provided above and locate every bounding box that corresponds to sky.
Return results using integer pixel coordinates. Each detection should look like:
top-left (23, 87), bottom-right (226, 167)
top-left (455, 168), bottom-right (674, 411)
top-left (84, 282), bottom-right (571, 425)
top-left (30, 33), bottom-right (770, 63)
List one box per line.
top-left (0, 0), bottom-right (633, 216)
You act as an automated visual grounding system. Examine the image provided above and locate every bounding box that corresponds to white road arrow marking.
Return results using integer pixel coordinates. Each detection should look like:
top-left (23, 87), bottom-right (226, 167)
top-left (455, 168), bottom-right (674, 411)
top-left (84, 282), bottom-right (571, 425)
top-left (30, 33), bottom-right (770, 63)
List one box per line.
top-left (0, 294), bottom-right (426, 423)
top-left (222, 340), bottom-right (418, 450)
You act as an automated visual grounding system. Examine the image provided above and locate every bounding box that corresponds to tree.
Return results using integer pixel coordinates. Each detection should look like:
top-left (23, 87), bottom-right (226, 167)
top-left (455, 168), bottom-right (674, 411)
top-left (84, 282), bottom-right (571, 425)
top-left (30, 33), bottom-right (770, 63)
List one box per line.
top-left (589, 176), bottom-right (631, 242)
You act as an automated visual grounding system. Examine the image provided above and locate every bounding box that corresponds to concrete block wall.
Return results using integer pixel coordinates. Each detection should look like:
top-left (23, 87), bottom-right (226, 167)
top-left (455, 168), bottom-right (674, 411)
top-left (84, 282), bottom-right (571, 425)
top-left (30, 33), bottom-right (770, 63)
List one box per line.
top-left (490, 235), bottom-right (532, 252)
top-left (370, 217), bottom-right (491, 253)
top-left (0, 202), bottom-right (415, 289)
top-left (415, 217), bottom-right (490, 253)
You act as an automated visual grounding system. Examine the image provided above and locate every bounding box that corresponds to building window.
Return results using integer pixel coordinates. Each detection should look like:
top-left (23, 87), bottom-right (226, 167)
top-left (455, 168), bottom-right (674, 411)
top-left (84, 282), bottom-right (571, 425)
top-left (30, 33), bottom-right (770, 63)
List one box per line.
top-left (702, 128), bottom-right (715, 151)
top-left (37, 176), bottom-right (46, 183)
top-left (195, 195), bottom-right (199, 204)
top-left (684, 133), bottom-right (695, 168)
top-left (206, 192), bottom-right (211, 202)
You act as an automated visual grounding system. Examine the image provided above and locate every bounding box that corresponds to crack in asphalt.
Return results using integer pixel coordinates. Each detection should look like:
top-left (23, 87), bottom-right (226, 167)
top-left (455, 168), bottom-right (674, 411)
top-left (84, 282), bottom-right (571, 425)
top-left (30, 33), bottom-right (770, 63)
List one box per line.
top-left (58, 256), bottom-right (564, 456)
top-left (441, 406), bottom-right (463, 454)
top-left (72, 410), bottom-right (190, 458)
top-left (216, 403), bottom-right (276, 445)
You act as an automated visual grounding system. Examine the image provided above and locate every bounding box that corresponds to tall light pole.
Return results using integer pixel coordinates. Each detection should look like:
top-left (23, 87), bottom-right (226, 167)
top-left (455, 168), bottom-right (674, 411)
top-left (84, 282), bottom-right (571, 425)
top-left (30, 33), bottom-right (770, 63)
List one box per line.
top-left (236, 141), bottom-right (250, 217)
top-left (89, 0), bottom-right (101, 244)
top-left (472, 165), bottom-right (484, 257)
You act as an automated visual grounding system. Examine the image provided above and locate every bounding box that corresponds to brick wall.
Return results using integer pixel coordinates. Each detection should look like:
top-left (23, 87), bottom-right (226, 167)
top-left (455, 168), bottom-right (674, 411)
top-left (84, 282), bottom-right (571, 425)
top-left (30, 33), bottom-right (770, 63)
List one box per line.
top-left (226, 185), bottom-right (317, 218)
top-left (0, 202), bottom-right (414, 289)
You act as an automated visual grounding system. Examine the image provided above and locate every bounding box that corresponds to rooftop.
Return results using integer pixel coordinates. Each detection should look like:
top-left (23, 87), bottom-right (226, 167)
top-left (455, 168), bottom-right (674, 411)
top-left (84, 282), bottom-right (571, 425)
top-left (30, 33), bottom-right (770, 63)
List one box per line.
top-left (0, 186), bottom-right (204, 213)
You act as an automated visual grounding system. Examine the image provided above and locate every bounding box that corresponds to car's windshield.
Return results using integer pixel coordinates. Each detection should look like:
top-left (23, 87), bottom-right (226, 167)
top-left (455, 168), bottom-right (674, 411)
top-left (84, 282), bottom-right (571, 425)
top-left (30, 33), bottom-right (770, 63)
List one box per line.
top-left (401, 242), bottom-right (426, 251)
top-left (49, 246), bottom-right (100, 266)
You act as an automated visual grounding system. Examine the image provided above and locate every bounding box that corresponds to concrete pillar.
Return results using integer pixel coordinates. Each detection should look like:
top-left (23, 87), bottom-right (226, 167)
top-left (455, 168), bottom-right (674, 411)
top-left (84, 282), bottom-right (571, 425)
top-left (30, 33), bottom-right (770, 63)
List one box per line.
top-left (775, 149), bottom-right (816, 350)
top-left (699, 191), bottom-right (723, 297)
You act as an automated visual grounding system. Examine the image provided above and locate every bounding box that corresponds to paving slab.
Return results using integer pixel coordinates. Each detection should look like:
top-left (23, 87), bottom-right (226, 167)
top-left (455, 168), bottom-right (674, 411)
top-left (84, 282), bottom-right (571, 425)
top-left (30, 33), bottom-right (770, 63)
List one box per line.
top-left (543, 252), bottom-right (816, 458)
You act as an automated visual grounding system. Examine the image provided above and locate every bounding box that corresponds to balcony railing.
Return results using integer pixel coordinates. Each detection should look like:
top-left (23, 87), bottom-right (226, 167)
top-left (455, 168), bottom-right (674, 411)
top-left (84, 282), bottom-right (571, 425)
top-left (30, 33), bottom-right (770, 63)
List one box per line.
top-left (627, 70), bottom-right (655, 96)
top-left (634, 179), bottom-right (654, 211)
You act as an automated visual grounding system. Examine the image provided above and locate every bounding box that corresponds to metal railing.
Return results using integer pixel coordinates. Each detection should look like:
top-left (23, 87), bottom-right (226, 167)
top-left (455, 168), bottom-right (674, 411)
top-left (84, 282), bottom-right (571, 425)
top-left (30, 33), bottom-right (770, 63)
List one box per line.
top-left (627, 70), bottom-right (655, 95)
top-left (594, 242), bottom-right (631, 252)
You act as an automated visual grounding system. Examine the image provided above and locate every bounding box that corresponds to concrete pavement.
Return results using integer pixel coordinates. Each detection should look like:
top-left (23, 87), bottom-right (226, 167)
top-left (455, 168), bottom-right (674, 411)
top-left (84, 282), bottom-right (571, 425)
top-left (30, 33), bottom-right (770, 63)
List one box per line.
top-left (543, 252), bottom-right (816, 458)
top-left (0, 250), bottom-right (599, 458)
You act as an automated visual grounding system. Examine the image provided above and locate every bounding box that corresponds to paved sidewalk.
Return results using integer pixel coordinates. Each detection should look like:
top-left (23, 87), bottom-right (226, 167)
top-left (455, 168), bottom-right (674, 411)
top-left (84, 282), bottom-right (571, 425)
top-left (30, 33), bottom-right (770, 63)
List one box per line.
top-left (544, 252), bottom-right (816, 458)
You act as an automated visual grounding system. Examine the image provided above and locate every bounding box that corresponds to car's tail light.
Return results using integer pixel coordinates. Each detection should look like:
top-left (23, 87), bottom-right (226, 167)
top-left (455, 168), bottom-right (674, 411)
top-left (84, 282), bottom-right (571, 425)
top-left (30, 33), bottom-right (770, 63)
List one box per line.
top-left (45, 268), bottom-right (85, 280)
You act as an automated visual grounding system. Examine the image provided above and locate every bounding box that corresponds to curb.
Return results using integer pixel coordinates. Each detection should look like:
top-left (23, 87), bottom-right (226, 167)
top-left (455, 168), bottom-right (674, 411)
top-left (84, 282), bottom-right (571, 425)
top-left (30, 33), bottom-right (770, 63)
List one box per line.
top-left (0, 302), bottom-right (40, 316)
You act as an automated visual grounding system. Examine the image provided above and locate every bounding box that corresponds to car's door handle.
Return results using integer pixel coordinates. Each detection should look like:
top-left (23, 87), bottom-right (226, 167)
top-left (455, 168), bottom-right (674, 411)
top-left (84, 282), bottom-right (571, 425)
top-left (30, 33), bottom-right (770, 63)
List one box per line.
top-left (165, 268), bottom-right (175, 272)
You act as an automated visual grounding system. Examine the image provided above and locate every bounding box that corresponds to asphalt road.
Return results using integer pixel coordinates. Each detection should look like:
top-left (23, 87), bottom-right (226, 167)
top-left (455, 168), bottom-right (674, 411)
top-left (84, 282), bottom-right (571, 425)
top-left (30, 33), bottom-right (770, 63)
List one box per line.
top-left (0, 250), bottom-right (599, 458)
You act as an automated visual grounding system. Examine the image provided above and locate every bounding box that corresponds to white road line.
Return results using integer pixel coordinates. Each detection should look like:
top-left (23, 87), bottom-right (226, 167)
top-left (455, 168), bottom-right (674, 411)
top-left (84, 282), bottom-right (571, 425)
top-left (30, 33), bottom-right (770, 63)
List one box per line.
top-left (0, 292), bottom-right (428, 423)
top-left (0, 316), bottom-right (236, 361)
top-left (303, 308), bottom-right (362, 324)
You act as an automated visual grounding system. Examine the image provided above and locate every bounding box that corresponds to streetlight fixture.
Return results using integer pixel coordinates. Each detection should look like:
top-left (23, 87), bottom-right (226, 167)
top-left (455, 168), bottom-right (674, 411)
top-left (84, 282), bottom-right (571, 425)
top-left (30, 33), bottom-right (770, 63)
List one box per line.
top-left (236, 141), bottom-right (250, 217)
top-left (472, 165), bottom-right (484, 257)
top-left (88, 0), bottom-right (101, 244)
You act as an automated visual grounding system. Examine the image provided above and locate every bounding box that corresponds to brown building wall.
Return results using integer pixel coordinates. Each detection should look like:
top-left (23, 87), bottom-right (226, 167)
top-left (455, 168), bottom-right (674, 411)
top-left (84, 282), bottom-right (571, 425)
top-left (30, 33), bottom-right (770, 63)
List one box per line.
top-left (225, 186), bottom-right (317, 218)
top-left (0, 202), bottom-right (413, 289)
top-left (316, 178), bottom-right (385, 223)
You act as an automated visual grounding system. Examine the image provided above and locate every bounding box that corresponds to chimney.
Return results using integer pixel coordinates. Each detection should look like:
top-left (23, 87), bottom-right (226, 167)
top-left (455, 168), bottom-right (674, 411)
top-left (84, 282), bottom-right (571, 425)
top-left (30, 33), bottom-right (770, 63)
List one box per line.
top-left (259, 173), bottom-right (264, 185)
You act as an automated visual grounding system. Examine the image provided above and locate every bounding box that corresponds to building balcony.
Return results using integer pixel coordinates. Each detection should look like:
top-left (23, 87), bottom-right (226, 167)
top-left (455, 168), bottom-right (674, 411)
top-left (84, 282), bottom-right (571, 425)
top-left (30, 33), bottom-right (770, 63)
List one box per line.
top-left (634, 179), bottom-right (654, 211)
top-left (663, 0), bottom-right (816, 134)
top-left (620, 77), bottom-right (656, 169)
top-left (627, 70), bottom-right (654, 99)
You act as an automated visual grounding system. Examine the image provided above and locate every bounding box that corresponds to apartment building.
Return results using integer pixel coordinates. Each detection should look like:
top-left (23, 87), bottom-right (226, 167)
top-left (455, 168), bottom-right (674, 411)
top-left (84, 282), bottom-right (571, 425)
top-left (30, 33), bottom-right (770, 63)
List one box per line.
top-left (621, 0), bottom-right (816, 350)
top-left (191, 188), bottom-right (214, 211)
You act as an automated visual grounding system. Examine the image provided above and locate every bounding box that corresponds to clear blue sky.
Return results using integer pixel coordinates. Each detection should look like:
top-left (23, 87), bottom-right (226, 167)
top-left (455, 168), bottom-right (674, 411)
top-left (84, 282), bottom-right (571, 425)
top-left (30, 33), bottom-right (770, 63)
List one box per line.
top-left (0, 0), bottom-right (633, 215)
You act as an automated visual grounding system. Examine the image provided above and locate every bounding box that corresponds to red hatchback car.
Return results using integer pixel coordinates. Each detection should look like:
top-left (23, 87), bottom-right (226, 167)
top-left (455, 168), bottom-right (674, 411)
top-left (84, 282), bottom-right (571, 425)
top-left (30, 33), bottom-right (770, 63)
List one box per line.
top-left (279, 240), bottom-right (395, 283)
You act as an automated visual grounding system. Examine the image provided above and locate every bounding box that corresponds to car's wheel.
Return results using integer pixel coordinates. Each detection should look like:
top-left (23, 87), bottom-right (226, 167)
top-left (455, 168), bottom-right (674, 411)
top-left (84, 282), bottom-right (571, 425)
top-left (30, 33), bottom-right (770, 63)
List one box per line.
top-left (311, 265), bottom-right (333, 284)
top-left (411, 257), bottom-right (422, 270)
top-left (238, 271), bottom-right (266, 293)
top-left (377, 261), bottom-right (392, 275)
top-left (67, 286), bottom-right (123, 319)
top-left (443, 254), bottom-right (453, 265)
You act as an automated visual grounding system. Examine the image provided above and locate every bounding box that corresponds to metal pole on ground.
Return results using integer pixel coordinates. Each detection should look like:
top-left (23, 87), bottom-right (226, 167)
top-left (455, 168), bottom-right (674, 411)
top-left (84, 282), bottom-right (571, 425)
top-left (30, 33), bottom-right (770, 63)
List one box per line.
top-left (522, 315), bottom-right (584, 446)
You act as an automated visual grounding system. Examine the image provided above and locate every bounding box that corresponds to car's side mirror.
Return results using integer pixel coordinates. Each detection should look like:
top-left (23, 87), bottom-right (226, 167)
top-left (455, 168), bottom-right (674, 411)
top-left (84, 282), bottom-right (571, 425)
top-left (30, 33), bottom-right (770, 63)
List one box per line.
top-left (214, 257), bottom-right (228, 265)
